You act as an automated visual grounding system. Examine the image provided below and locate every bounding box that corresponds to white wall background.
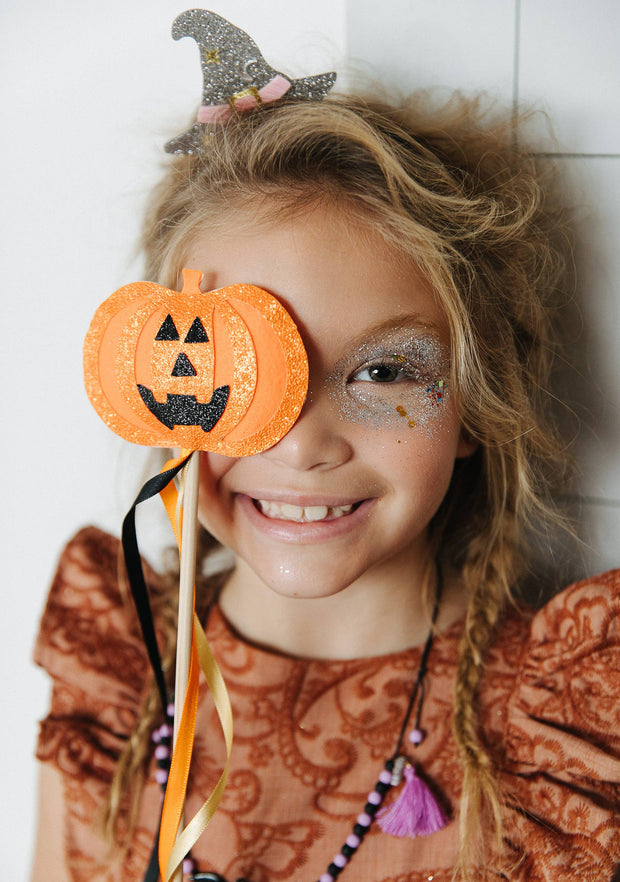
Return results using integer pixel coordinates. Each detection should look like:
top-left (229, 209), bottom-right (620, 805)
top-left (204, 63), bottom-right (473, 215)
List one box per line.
top-left (1, 1), bottom-right (618, 875)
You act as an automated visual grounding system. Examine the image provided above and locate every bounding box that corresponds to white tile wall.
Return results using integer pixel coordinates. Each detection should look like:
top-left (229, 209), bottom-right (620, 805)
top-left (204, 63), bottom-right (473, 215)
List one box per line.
top-left (581, 500), bottom-right (620, 575)
top-left (564, 158), bottom-right (620, 492)
top-left (560, 157), bottom-right (620, 574)
top-left (346, 0), bottom-right (516, 100)
top-left (519, 0), bottom-right (620, 154)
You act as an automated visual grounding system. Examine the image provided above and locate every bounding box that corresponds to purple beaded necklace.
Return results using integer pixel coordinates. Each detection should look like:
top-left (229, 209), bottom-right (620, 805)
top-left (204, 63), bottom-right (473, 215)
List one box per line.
top-left (151, 581), bottom-right (447, 882)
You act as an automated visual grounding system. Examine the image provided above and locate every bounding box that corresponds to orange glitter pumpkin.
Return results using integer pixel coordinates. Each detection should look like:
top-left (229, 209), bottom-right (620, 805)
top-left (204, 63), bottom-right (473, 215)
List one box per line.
top-left (83, 269), bottom-right (308, 455)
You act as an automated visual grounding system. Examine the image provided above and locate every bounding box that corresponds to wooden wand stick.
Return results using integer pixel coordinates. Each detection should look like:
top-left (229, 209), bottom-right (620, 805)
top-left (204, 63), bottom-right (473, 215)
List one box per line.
top-left (172, 450), bottom-right (200, 882)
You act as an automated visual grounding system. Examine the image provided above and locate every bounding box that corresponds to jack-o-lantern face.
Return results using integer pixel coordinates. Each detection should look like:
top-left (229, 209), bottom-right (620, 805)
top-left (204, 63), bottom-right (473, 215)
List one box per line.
top-left (83, 269), bottom-right (308, 455)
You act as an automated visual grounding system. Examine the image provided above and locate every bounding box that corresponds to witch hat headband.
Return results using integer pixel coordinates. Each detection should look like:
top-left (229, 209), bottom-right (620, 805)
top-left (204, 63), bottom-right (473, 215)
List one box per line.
top-left (165, 8), bottom-right (336, 154)
top-left (82, 10), bottom-right (336, 881)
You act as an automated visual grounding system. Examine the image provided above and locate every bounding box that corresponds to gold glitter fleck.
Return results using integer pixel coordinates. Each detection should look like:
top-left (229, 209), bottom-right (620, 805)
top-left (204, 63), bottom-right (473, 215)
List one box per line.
top-left (396, 405), bottom-right (416, 428)
top-left (203, 48), bottom-right (220, 63)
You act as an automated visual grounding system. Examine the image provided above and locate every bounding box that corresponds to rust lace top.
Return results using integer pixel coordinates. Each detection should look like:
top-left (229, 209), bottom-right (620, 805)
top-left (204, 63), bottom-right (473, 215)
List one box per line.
top-left (35, 528), bottom-right (620, 881)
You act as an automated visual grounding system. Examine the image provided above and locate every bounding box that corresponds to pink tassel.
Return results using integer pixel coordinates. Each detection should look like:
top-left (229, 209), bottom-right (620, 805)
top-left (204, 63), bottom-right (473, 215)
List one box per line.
top-left (378, 765), bottom-right (448, 838)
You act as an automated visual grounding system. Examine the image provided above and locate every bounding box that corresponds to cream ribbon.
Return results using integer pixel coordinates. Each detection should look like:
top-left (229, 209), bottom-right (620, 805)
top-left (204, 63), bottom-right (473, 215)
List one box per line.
top-left (157, 452), bottom-right (234, 881)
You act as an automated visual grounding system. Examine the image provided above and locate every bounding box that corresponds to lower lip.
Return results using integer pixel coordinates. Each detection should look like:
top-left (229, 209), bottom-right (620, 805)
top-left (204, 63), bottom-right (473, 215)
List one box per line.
top-left (236, 494), bottom-right (375, 543)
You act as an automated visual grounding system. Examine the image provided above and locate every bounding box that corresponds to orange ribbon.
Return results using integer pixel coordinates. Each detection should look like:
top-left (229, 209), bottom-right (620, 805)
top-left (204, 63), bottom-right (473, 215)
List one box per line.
top-left (157, 452), bottom-right (233, 881)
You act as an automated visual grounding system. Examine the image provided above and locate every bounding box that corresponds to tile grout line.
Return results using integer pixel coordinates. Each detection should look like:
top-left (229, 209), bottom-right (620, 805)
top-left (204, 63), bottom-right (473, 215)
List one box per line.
top-left (562, 496), bottom-right (620, 509)
top-left (536, 153), bottom-right (620, 160)
top-left (512, 0), bottom-right (521, 146)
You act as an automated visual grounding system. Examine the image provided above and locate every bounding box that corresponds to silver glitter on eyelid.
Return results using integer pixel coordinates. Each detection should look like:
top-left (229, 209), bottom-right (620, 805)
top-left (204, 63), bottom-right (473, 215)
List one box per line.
top-left (327, 332), bottom-right (450, 434)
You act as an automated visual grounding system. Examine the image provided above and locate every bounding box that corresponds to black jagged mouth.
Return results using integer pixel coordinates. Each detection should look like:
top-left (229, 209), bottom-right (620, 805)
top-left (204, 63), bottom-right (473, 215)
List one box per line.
top-left (137, 384), bottom-right (229, 432)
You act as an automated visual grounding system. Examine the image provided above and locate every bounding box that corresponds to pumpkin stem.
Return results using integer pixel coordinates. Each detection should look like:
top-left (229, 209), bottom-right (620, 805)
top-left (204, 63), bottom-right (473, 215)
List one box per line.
top-left (181, 268), bottom-right (204, 296)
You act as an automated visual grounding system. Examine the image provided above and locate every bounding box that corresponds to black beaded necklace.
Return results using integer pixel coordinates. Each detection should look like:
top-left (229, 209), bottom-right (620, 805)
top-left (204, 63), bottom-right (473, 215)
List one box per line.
top-left (150, 576), bottom-right (446, 882)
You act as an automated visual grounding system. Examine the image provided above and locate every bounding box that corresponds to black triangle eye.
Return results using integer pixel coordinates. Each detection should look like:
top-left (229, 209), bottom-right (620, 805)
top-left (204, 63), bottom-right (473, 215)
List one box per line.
top-left (171, 353), bottom-right (197, 377)
top-left (155, 314), bottom-right (180, 341)
top-left (184, 317), bottom-right (209, 343)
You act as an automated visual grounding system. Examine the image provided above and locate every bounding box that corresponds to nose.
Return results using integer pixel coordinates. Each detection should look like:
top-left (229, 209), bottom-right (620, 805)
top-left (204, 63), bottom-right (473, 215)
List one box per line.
top-left (262, 389), bottom-right (353, 472)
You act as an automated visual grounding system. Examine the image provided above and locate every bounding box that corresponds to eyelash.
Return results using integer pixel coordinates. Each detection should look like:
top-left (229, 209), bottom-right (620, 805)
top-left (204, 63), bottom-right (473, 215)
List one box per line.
top-left (350, 357), bottom-right (423, 385)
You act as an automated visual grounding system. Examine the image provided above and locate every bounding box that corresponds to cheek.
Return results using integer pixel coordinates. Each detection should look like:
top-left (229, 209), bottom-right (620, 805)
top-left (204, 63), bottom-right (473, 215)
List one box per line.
top-left (197, 451), bottom-right (237, 533)
top-left (378, 412), bottom-right (463, 500)
top-left (389, 435), bottom-right (458, 479)
top-left (331, 379), bottom-right (451, 437)
top-left (200, 450), bottom-right (236, 482)
top-left (373, 392), bottom-right (462, 457)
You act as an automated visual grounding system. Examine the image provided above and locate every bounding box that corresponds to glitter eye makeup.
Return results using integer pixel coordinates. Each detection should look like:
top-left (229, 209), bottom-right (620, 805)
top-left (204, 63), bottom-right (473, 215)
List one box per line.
top-left (426, 379), bottom-right (447, 405)
top-left (327, 330), bottom-right (450, 432)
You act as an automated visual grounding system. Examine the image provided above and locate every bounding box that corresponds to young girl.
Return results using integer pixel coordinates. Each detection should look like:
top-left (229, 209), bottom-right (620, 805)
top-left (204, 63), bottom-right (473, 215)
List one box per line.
top-left (32, 24), bottom-right (620, 882)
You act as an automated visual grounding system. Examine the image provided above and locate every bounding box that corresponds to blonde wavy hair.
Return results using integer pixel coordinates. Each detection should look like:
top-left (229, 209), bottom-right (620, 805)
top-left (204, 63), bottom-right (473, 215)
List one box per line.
top-left (105, 91), bottom-right (573, 877)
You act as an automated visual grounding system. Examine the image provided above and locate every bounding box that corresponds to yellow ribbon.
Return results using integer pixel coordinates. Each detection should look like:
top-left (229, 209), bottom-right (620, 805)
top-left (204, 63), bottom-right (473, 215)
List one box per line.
top-left (157, 452), bottom-right (233, 881)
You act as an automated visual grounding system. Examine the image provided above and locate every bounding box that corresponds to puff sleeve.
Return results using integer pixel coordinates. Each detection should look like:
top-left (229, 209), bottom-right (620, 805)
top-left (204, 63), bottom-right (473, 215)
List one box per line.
top-left (34, 527), bottom-right (154, 776)
top-left (33, 528), bottom-right (162, 878)
top-left (500, 570), bottom-right (620, 880)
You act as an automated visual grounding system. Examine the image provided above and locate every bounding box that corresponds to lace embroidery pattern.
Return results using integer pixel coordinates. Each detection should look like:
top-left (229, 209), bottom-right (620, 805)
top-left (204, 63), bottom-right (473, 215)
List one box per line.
top-left (35, 528), bottom-right (620, 882)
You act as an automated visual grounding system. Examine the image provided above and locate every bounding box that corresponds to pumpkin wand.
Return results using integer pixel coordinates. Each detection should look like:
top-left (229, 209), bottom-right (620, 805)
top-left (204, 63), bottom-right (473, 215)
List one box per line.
top-left (83, 269), bottom-right (308, 880)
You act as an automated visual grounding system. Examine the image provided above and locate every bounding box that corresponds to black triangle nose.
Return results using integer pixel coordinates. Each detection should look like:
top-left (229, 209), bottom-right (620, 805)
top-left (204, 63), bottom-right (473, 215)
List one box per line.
top-left (171, 352), bottom-right (197, 377)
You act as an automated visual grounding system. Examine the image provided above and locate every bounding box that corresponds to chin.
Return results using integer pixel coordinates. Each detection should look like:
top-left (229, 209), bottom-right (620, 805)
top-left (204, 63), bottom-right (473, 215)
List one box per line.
top-left (245, 558), bottom-right (361, 601)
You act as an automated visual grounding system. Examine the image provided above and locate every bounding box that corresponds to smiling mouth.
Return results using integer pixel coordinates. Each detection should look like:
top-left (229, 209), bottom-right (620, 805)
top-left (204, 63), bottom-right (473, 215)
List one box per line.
top-left (253, 499), bottom-right (361, 523)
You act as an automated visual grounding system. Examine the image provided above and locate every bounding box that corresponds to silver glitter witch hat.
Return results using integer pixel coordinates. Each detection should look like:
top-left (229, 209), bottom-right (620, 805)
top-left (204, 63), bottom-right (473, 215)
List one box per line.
top-left (165, 8), bottom-right (337, 154)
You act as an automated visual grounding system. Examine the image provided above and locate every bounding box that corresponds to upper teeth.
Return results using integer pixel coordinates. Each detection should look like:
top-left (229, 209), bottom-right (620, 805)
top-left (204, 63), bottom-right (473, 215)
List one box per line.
top-left (256, 500), bottom-right (354, 523)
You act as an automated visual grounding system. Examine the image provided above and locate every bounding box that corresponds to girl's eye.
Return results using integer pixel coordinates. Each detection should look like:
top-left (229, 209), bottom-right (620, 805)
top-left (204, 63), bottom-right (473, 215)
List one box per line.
top-left (352, 361), bottom-right (412, 383)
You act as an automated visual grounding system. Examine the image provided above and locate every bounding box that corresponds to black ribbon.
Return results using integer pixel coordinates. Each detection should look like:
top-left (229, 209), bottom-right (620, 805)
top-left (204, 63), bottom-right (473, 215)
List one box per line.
top-left (142, 831), bottom-right (162, 882)
top-left (125, 456), bottom-right (273, 882)
top-left (122, 454), bottom-right (203, 882)
top-left (121, 454), bottom-right (191, 716)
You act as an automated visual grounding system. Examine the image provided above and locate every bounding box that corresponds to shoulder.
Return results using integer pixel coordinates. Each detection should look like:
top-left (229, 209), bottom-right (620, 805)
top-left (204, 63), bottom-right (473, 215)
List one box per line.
top-left (33, 528), bottom-right (165, 873)
top-left (34, 526), bottom-right (162, 706)
top-left (527, 568), bottom-right (620, 656)
top-left (507, 569), bottom-right (620, 743)
top-left (495, 570), bottom-right (620, 877)
top-left (484, 569), bottom-right (620, 696)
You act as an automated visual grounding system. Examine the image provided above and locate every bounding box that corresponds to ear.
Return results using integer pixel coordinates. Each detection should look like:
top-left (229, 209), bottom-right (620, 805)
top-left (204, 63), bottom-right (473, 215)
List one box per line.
top-left (455, 427), bottom-right (478, 459)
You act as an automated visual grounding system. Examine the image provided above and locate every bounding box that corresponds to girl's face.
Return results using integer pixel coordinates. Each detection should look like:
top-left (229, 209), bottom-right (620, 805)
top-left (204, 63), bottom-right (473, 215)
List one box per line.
top-left (189, 204), bottom-right (474, 600)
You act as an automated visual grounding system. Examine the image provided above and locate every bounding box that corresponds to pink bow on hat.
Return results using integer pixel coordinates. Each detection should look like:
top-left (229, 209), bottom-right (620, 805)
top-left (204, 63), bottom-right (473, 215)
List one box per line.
top-left (197, 75), bottom-right (291, 123)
